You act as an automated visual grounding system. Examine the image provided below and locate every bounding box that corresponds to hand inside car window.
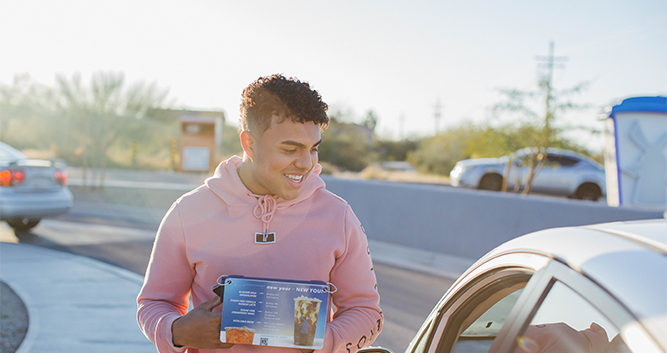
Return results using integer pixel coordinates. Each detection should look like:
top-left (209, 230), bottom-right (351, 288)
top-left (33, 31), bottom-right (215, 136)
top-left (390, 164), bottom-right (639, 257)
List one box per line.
top-left (513, 281), bottom-right (629, 353)
top-left (516, 322), bottom-right (610, 352)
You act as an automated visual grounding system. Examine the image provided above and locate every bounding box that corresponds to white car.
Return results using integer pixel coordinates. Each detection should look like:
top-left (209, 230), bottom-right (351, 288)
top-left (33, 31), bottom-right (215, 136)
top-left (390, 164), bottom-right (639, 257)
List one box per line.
top-left (363, 219), bottom-right (667, 353)
top-left (0, 141), bottom-right (73, 230)
top-left (449, 148), bottom-right (606, 201)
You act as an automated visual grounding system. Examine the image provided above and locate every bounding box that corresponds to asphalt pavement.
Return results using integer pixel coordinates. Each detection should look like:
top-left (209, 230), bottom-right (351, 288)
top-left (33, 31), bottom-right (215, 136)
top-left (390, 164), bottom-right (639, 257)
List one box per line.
top-left (0, 228), bottom-right (470, 353)
top-left (0, 196), bottom-right (472, 353)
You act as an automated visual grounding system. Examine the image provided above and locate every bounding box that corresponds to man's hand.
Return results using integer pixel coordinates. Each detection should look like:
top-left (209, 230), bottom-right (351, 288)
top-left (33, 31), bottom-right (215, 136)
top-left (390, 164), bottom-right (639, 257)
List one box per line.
top-left (171, 296), bottom-right (234, 349)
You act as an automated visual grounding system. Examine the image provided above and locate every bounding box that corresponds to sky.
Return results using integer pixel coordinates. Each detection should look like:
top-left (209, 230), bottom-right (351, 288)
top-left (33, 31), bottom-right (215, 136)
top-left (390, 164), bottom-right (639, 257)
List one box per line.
top-left (2, 0), bottom-right (666, 152)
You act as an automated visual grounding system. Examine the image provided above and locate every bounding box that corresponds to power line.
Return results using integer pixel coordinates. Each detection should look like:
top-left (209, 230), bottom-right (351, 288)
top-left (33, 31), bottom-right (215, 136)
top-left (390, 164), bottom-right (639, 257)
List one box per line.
top-left (535, 40), bottom-right (568, 88)
top-left (398, 112), bottom-right (405, 140)
top-left (433, 97), bottom-right (442, 133)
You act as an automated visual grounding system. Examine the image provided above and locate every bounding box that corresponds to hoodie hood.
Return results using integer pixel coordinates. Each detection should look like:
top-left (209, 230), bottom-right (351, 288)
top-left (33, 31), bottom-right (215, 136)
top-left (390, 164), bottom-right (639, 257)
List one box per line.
top-left (204, 156), bottom-right (325, 234)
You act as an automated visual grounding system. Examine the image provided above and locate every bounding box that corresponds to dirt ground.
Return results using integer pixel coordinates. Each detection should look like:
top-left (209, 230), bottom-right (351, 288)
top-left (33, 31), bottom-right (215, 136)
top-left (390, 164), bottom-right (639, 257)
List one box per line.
top-left (0, 281), bottom-right (29, 353)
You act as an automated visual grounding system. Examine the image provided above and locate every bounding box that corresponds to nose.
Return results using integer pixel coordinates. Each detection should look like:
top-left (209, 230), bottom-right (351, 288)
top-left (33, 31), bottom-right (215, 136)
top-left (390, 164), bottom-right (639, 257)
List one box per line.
top-left (294, 150), bottom-right (314, 170)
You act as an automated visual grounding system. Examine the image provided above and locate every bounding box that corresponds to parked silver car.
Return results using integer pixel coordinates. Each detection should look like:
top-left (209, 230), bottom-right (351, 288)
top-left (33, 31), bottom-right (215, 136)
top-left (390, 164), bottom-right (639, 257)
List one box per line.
top-left (363, 219), bottom-right (667, 353)
top-left (0, 141), bottom-right (73, 230)
top-left (449, 148), bottom-right (606, 201)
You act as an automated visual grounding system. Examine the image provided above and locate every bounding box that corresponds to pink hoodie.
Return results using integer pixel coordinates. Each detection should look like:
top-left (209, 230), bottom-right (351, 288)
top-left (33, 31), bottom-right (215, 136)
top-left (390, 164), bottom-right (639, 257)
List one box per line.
top-left (137, 156), bottom-right (383, 353)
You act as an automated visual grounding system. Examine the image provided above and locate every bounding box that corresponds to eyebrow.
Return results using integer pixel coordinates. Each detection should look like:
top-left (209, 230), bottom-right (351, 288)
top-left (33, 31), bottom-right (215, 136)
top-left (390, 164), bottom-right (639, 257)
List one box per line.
top-left (280, 139), bottom-right (322, 148)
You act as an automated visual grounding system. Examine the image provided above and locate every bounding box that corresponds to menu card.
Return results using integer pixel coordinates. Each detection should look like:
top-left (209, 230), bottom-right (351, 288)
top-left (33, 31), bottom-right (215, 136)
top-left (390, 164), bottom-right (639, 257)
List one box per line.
top-left (217, 276), bottom-right (332, 350)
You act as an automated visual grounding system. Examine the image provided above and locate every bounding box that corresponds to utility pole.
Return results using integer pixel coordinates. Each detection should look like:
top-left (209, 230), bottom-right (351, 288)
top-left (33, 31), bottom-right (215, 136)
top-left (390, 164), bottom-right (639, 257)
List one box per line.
top-left (534, 41), bottom-right (567, 146)
top-left (520, 41), bottom-right (569, 196)
top-left (433, 98), bottom-right (442, 134)
top-left (398, 112), bottom-right (405, 140)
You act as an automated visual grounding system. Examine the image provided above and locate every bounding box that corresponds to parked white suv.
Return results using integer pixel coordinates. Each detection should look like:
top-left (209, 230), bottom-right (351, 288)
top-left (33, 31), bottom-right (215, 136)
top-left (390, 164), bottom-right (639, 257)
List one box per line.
top-left (449, 148), bottom-right (606, 201)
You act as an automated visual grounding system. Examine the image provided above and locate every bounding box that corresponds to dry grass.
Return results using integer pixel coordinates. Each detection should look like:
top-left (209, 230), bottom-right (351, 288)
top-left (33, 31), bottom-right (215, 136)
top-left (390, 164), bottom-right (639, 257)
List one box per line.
top-left (333, 164), bottom-right (451, 185)
top-left (21, 149), bottom-right (57, 160)
top-left (19, 148), bottom-right (451, 186)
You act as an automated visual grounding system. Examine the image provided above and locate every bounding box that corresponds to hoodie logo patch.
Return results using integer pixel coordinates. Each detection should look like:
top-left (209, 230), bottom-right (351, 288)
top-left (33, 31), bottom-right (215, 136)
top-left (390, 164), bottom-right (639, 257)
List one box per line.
top-left (255, 232), bottom-right (276, 244)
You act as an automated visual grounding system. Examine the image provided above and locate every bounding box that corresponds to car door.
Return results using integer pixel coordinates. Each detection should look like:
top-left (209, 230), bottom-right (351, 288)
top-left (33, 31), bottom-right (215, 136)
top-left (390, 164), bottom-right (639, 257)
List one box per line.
top-left (405, 253), bottom-right (550, 353)
top-left (490, 260), bottom-right (662, 353)
top-left (530, 154), bottom-right (579, 195)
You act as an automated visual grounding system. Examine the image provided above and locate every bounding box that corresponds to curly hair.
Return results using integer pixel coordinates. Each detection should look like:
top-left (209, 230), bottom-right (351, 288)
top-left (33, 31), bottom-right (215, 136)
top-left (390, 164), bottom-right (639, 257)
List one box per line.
top-left (240, 74), bottom-right (329, 134)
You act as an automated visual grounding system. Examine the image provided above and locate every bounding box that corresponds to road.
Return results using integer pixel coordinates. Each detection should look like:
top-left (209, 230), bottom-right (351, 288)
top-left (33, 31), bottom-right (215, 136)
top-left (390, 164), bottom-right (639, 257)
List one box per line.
top-left (3, 215), bottom-right (455, 351)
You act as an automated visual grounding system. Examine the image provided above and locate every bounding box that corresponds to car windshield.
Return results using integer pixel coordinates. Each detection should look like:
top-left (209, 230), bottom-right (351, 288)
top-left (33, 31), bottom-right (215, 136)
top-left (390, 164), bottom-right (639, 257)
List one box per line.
top-left (0, 142), bottom-right (27, 162)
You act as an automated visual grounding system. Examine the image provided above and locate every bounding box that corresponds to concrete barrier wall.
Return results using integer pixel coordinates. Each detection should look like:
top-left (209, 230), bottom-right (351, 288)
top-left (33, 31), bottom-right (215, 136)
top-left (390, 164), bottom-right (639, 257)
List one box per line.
top-left (322, 177), bottom-right (664, 260)
top-left (68, 171), bottom-right (665, 261)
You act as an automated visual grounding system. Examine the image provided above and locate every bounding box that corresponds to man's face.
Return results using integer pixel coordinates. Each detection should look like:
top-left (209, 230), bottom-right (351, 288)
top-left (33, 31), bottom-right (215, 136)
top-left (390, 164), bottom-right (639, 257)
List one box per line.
top-left (244, 115), bottom-right (321, 200)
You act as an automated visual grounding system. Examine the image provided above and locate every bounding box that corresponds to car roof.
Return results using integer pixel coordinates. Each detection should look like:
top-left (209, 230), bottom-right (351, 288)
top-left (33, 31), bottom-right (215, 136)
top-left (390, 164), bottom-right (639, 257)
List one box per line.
top-left (456, 157), bottom-right (503, 166)
top-left (456, 147), bottom-right (602, 168)
top-left (491, 218), bottom-right (667, 266)
top-left (513, 147), bottom-right (603, 169)
top-left (486, 219), bottom-right (667, 347)
top-left (585, 219), bottom-right (667, 254)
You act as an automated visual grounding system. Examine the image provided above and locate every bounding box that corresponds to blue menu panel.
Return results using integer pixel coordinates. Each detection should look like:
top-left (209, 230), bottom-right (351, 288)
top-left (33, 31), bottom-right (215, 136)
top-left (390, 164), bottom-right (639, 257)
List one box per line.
top-left (219, 277), bottom-right (331, 350)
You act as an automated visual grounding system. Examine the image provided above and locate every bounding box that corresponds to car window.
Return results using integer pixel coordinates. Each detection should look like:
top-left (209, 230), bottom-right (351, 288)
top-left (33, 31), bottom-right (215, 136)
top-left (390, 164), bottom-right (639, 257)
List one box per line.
top-left (452, 288), bottom-right (524, 352)
top-left (558, 156), bottom-right (579, 166)
top-left (407, 254), bottom-right (551, 353)
top-left (514, 281), bottom-right (629, 353)
top-left (546, 155), bottom-right (579, 167)
top-left (431, 273), bottom-right (530, 353)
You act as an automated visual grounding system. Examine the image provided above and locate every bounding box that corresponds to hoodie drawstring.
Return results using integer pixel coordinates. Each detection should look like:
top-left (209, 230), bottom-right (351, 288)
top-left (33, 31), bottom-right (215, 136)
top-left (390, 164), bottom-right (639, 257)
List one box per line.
top-left (251, 194), bottom-right (277, 240)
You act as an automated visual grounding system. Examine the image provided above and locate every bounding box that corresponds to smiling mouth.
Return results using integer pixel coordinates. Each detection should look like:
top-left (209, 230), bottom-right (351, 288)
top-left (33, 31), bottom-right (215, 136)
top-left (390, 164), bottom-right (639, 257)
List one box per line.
top-left (285, 173), bottom-right (304, 183)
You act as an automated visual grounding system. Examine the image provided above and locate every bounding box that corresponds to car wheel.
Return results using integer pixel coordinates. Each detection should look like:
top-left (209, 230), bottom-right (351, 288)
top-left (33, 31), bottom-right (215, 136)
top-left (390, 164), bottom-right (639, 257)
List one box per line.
top-left (7, 218), bottom-right (41, 231)
top-left (575, 184), bottom-right (601, 201)
top-left (478, 174), bottom-right (503, 191)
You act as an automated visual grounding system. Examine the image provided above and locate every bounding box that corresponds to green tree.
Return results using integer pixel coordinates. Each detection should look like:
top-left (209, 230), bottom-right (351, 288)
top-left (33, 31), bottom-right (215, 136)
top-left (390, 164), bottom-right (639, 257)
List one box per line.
top-left (0, 74), bottom-right (57, 147)
top-left (319, 116), bottom-right (376, 172)
top-left (375, 138), bottom-right (419, 162)
top-left (492, 43), bottom-right (592, 194)
top-left (363, 110), bottom-right (378, 132)
top-left (404, 121), bottom-right (592, 178)
top-left (220, 123), bottom-right (243, 157)
top-left (463, 121), bottom-right (591, 160)
top-left (493, 84), bottom-right (591, 193)
top-left (55, 71), bottom-right (171, 187)
top-left (407, 126), bottom-right (476, 175)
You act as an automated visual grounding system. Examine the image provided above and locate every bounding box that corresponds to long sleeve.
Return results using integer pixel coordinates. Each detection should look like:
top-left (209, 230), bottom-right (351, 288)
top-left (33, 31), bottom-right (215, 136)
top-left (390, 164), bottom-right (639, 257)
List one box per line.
top-left (136, 160), bottom-right (384, 353)
top-left (318, 205), bottom-right (384, 353)
top-left (137, 202), bottom-right (194, 353)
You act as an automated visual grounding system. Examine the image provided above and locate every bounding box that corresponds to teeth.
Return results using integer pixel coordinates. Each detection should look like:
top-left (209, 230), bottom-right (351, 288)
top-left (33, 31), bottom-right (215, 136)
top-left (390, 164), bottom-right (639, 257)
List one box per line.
top-left (286, 174), bottom-right (303, 183)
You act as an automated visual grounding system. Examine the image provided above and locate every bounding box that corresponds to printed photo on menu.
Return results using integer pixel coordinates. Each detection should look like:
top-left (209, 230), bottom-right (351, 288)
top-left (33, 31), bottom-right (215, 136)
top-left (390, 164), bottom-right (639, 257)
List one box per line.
top-left (218, 276), bottom-right (332, 350)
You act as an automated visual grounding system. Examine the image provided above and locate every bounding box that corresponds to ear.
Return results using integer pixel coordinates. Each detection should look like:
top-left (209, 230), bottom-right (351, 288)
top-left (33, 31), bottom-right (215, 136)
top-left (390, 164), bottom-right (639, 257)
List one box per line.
top-left (240, 130), bottom-right (255, 160)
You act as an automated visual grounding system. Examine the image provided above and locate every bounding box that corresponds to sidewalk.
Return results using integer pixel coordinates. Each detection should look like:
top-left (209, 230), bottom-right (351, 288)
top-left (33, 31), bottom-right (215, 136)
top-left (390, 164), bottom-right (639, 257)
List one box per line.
top-left (0, 242), bottom-right (156, 353)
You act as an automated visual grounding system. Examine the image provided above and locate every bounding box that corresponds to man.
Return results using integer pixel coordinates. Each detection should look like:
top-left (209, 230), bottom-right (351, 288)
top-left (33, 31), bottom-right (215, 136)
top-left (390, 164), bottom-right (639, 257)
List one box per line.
top-left (137, 74), bottom-right (383, 352)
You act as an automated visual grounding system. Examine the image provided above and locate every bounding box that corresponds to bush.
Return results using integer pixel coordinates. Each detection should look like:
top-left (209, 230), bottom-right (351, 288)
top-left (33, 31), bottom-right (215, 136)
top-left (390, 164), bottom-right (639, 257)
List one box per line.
top-left (407, 127), bottom-right (474, 175)
top-left (375, 138), bottom-right (419, 162)
top-left (318, 118), bottom-right (376, 172)
top-left (406, 122), bottom-right (596, 176)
